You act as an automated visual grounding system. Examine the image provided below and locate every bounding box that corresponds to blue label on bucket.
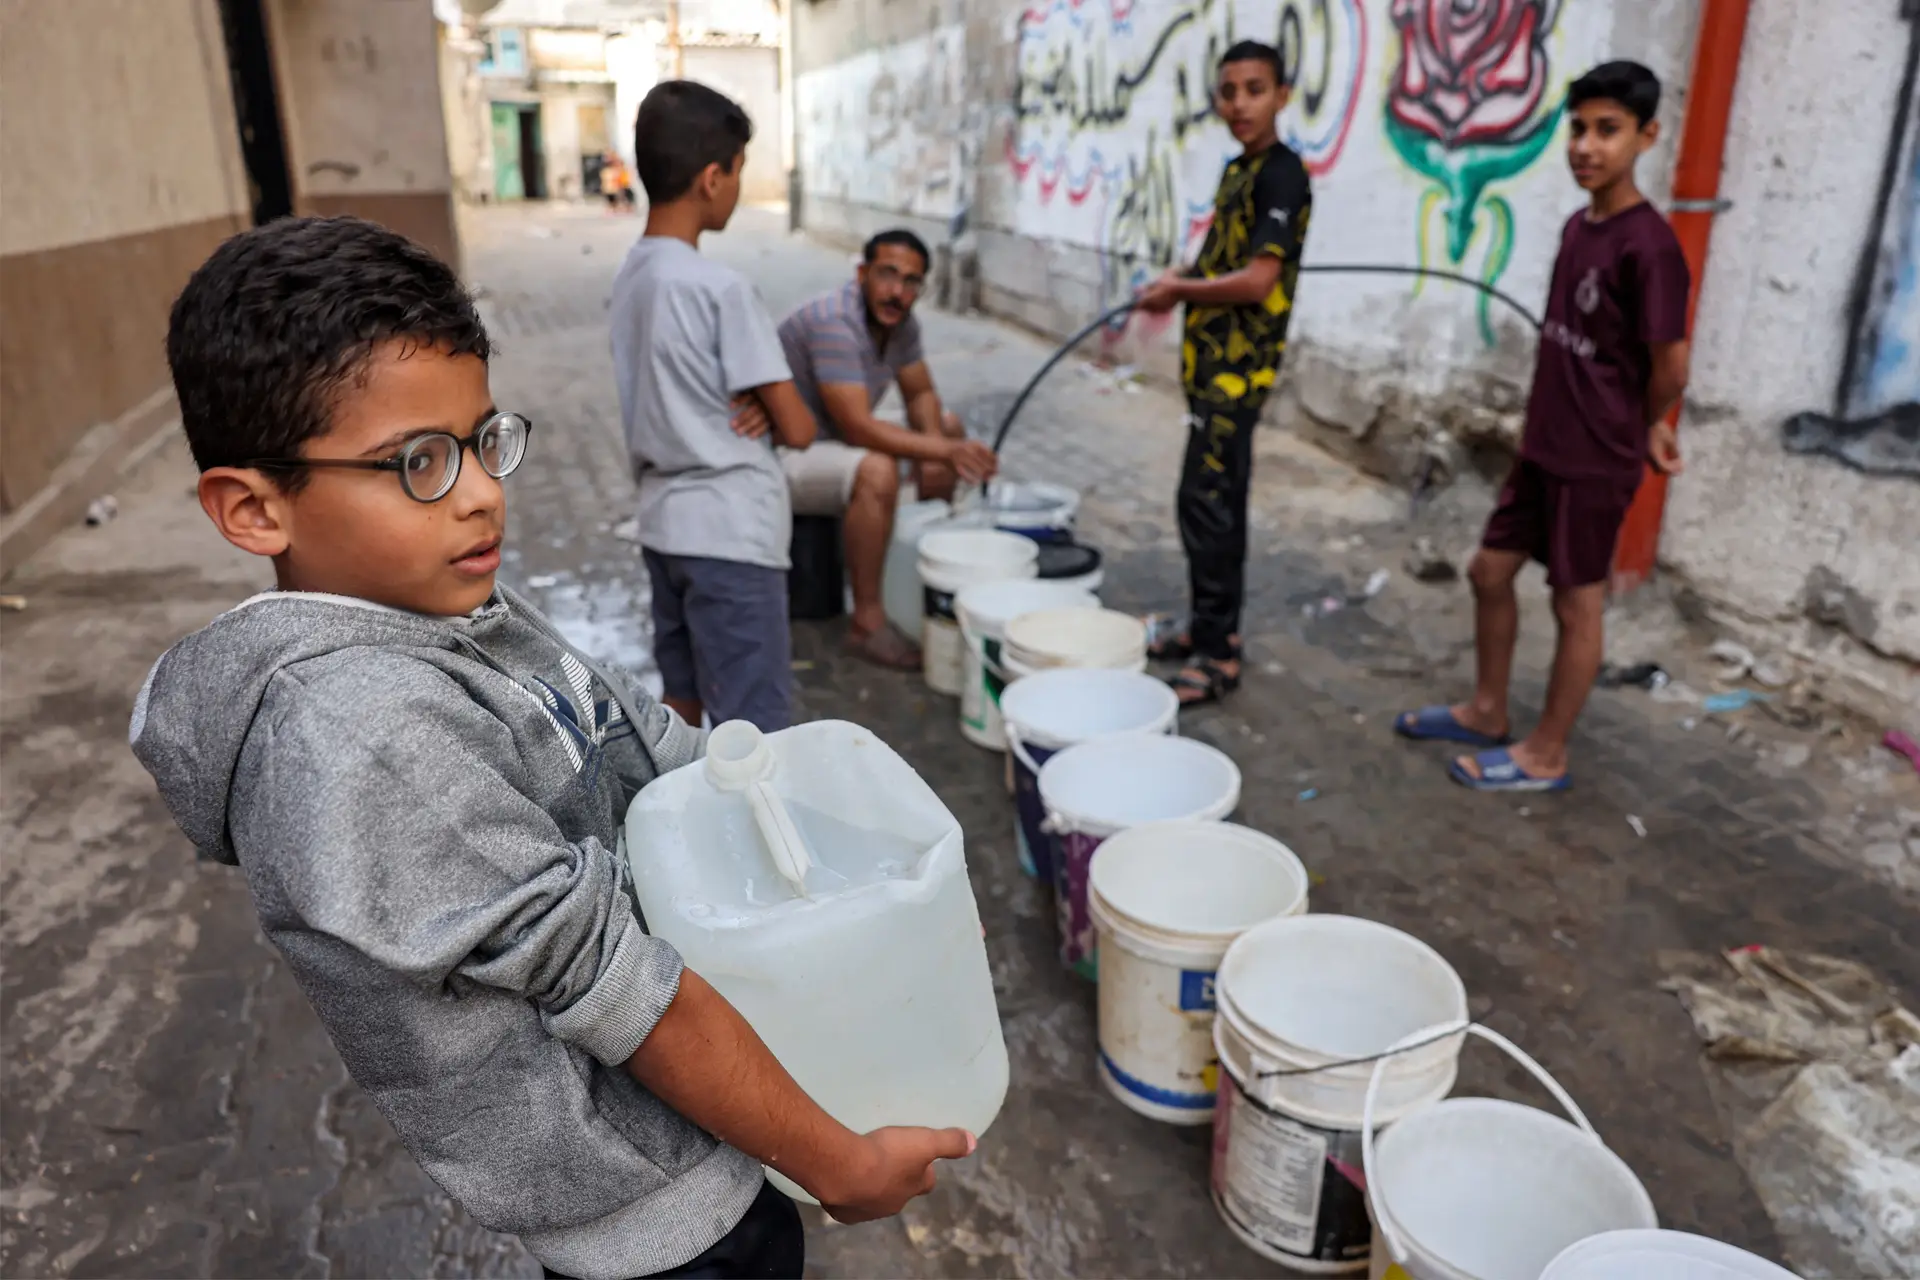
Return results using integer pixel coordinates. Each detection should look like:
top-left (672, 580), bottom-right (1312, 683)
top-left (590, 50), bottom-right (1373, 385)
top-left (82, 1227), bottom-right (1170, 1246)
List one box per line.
top-left (1179, 970), bottom-right (1216, 1011)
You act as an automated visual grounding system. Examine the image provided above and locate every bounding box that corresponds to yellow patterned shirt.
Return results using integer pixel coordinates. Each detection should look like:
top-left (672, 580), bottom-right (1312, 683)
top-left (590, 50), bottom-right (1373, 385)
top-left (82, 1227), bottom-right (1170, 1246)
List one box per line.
top-left (1182, 143), bottom-right (1312, 407)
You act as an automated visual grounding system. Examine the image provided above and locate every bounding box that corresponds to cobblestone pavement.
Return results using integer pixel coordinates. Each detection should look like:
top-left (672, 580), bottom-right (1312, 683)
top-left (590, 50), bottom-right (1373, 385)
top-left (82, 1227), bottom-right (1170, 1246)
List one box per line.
top-left (3, 203), bottom-right (1915, 1279)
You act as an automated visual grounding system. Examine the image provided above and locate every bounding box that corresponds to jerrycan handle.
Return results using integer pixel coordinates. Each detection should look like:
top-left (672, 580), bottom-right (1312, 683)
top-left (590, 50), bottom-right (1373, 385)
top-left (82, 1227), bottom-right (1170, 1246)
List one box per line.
top-left (705, 721), bottom-right (814, 895)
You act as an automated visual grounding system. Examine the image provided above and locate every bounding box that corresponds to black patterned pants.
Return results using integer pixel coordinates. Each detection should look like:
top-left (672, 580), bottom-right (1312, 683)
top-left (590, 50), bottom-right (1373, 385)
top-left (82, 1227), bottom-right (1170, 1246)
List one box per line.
top-left (1177, 396), bottom-right (1263, 661)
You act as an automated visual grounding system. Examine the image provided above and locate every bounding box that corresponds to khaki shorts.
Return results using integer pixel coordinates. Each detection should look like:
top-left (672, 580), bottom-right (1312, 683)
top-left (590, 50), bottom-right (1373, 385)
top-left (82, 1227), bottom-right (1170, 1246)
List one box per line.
top-left (780, 439), bottom-right (870, 516)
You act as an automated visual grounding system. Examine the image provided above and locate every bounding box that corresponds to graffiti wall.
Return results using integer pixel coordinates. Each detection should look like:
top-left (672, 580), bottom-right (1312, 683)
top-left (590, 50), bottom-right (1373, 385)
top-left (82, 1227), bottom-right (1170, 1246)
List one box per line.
top-left (1004, 0), bottom-right (1614, 358)
top-left (795, 23), bottom-right (972, 223)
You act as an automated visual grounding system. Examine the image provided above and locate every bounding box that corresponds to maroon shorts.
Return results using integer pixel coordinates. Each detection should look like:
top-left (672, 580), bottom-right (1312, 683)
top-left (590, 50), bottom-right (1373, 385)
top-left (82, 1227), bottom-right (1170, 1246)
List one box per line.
top-left (1481, 461), bottom-right (1641, 589)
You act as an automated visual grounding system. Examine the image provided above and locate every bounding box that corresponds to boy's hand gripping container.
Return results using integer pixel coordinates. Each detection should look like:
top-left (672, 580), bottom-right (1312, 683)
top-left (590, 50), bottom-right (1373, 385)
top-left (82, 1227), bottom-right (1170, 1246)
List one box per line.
top-left (625, 719), bottom-right (1010, 1200)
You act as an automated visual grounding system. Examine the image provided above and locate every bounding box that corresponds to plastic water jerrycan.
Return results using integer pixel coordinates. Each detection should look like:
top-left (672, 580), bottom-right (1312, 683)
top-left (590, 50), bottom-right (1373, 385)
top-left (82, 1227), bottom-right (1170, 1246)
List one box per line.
top-left (624, 719), bottom-right (1009, 1201)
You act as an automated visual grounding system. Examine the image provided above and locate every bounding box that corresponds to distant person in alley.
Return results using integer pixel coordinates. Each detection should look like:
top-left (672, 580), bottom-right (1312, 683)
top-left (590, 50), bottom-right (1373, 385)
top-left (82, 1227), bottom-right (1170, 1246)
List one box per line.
top-left (773, 229), bottom-right (999, 668)
top-left (1397, 60), bottom-right (1692, 792)
top-left (613, 80), bottom-right (816, 732)
top-left (133, 215), bottom-right (970, 1280)
top-left (1133, 39), bottom-right (1313, 707)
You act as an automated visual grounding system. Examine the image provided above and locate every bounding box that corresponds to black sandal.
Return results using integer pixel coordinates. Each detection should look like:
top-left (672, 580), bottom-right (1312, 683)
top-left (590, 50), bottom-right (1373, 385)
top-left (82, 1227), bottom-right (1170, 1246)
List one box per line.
top-left (1169, 657), bottom-right (1243, 707)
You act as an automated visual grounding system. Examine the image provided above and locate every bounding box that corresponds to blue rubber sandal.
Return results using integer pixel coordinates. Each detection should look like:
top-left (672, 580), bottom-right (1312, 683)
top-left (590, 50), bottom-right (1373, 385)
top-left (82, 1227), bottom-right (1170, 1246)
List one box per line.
top-left (1395, 705), bottom-right (1512, 748)
top-left (1449, 747), bottom-right (1571, 793)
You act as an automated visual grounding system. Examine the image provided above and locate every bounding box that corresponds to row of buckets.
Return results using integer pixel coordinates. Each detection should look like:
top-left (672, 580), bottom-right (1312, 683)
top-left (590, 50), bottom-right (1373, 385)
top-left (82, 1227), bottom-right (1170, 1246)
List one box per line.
top-left (897, 491), bottom-right (1798, 1280)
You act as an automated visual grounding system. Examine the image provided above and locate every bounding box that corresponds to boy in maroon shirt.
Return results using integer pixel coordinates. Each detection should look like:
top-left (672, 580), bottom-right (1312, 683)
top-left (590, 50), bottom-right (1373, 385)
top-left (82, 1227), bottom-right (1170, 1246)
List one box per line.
top-left (1397, 61), bottom-right (1691, 791)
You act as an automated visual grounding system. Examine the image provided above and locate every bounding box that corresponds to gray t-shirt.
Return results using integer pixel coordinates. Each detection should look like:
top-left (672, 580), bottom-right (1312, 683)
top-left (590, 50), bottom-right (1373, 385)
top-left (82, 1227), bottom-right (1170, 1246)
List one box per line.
top-left (611, 237), bottom-right (793, 569)
top-left (777, 282), bottom-right (925, 441)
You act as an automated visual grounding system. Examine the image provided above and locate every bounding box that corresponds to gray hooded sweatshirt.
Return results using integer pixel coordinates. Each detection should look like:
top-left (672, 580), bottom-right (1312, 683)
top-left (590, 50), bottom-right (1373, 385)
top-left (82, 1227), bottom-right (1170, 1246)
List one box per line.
top-left (130, 587), bottom-right (763, 1279)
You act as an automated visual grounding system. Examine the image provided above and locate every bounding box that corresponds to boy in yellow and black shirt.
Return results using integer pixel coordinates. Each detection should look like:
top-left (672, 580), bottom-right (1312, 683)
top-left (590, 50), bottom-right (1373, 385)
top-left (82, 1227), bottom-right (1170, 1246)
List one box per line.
top-left (1136, 39), bottom-right (1310, 706)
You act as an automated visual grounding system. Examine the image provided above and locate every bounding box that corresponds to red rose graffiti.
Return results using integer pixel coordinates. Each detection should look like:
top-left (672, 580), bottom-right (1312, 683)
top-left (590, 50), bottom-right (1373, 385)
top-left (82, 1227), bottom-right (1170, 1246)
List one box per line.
top-left (1385, 0), bottom-right (1563, 343)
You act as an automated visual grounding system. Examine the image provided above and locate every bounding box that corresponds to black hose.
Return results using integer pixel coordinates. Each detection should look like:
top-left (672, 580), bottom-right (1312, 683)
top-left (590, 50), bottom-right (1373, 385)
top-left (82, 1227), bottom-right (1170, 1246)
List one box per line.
top-left (988, 263), bottom-right (1544, 454)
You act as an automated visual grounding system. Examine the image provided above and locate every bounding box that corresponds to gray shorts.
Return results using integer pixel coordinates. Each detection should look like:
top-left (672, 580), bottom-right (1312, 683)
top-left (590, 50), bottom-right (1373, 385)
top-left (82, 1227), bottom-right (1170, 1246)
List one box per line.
top-left (644, 549), bottom-right (792, 732)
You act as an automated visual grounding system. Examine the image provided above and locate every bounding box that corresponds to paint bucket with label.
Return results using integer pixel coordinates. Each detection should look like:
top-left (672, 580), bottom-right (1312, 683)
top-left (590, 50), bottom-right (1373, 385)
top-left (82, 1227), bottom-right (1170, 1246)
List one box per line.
top-left (1088, 822), bottom-right (1308, 1123)
top-left (984, 479), bottom-right (1079, 543)
top-left (1364, 1023), bottom-right (1657, 1280)
top-left (1037, 734), bottom-right (1240, 978)
top-left (1210, 915), bottom-right (1468, 1274)
top-left (1539, 1230), bottom-right (1802, 1280)
top-left (1001, 670), bottom-right (1179, 883)
top-left (882, 499), bottom-right (969, 640)
top-left (1003, 607), bottom-right (1148, 678)
top-left (917, 530), bottom-right (1037, 696)
top-left (956, 580), bottom-right (1099, 750)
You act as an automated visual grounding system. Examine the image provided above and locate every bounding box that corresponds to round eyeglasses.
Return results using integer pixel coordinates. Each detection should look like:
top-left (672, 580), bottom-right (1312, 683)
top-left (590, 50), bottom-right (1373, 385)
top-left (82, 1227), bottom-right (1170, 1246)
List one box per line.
top-left (248, 411), bottom-right (533, 503)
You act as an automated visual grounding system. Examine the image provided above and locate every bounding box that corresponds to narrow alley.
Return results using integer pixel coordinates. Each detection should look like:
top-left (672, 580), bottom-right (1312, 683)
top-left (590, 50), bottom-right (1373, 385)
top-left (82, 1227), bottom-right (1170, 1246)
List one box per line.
top-left (3, 204), bottom-right (1915, 1278)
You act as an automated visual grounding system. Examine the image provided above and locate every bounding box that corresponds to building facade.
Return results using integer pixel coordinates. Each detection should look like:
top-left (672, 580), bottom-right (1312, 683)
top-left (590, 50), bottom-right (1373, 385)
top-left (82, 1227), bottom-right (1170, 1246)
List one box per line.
top-left (0, 0), bottom-right (460, 564)
top-left (790, 0), bottom-right (1920, 714)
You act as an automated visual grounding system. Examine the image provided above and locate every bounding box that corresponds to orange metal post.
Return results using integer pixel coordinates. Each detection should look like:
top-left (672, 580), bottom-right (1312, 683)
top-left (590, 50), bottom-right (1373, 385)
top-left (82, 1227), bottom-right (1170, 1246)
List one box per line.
top-left (1611, 0), bottom-right (1754, 590)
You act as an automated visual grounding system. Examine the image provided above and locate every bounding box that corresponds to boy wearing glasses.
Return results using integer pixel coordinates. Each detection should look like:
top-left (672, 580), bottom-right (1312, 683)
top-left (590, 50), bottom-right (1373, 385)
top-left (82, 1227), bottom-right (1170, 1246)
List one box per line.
top-left (613, 81), bottom-right (816, 733)
top-left (132, 215), bottom-right (972, 1279)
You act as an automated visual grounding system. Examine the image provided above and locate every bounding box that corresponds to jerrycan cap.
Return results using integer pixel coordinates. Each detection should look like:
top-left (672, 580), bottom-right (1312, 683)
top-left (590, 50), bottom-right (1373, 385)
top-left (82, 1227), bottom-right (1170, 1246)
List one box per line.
top-left (705, 720), bottom-right (775, 790)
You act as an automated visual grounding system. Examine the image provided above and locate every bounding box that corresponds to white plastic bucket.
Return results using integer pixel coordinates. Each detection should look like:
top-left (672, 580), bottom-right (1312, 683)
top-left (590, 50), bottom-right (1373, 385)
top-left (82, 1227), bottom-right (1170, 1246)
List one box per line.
top-left (1364, 1024), bottom-right (1659, 1280)
top-left (882, 499), bottom-right (964, 640)
top-left (918, 530), bottom-right (1037, 696)
top-left (1088, 822), bottom-right (1308, 1124)
top-left (984, 479), bottom-right (1079, 542)
top-left (955, 581), bottom-right (1099, 750)
top-left (1540, 1230), bottom-right (1802, 1280)
top-left (1002, 670), bottom-right (1179, 883)
top-left (1210, 916), bottom-right (1468, 1274)
top-left (1004, 607), bottom-right (1148, 677)
top-left (1037, 734), bottom-right (1240, 978)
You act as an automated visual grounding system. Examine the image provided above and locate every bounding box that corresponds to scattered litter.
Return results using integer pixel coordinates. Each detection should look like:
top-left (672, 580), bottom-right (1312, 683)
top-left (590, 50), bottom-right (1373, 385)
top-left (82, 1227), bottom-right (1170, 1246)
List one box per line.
top-left (84, 495), bottom-right (119, 526)
top-left (1772, 743), bottom-right (1812, 770)
top-left (1251, 733), bottom-right (1266, 745)
top-left (1760, 698), bottom-right (1822, 731)
top-left (1297, 788), bottom-right (1319, 802)
top-left (1552, 928), bottom-right (1576, 949)
top-left (1704, 689), bottom-right (1773, 713)
top-left (1517, 806), bottom-right (1531, 817)
top-left (1751, 660), bottom-right (1792, 689)
top-left (1708, 639), bottom-right (1756, 681)
top-left (1681, 717), bottom-right (1697, 731)
top-left (1659, 947), bottom-right (1920, 1278)
top-left (1404, 536), bottom-right (1459, 583)
top-left (1302, 595), bottom-right (1345, 618)
top-left (1596, 661), bottom-right (1668, 690)
top-left (611, 517), bottom-right (642, 543)
top-left (526, 573), bottom-right (560, 589)
top-left (1626, 814), bottom-right (1648, 838)
top-left (1650, 680), bottom-right (1703, 706)
top-left (1351, 713), bottom-right (1365, 725)
top-left (1885, 730), bottom-right (1920, 774)
top-left (1360, 568), bottom-right (1391, 599)
top-left (790, 659), bottom-right (815, 672)
top-left (1262, 661), bottom-right (1285, 676)
top-left (0, 595), bottom-right (24, 612)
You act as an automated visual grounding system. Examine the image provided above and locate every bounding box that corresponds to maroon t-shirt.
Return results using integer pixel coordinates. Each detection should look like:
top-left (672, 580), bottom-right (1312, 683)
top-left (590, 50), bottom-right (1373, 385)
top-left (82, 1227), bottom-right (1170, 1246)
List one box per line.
top-left (1521, 203), bottom-right (1691, 480)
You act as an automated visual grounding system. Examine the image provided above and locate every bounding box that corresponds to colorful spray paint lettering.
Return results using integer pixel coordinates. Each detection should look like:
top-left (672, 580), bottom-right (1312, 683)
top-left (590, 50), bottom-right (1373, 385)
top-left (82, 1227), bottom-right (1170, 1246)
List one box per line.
top-left (1384, 0), bottom-right (1564, 344)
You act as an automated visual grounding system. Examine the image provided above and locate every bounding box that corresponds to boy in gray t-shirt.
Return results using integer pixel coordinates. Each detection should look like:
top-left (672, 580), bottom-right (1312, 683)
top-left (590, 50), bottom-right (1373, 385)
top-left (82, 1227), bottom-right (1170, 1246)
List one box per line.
top-left (612, 81), bottom-right (815, 731)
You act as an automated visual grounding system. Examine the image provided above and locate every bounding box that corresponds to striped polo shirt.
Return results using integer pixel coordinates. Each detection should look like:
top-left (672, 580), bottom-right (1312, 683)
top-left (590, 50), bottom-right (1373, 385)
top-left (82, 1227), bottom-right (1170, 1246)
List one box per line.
top-left (776, 282), bottom-right (925, 440)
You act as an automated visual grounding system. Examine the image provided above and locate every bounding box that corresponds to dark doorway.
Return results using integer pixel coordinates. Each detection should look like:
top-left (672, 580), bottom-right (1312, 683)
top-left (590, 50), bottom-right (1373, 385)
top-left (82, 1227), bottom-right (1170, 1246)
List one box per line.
top-left (214, 0), bottom-right (294, 225)
top-left (516, 105), bottom-right (546, 200)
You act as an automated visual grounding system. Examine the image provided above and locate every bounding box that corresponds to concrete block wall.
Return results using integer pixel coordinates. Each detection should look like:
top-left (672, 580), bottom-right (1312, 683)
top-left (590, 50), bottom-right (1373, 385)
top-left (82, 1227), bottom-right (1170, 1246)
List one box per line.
top-left (792, 0), bottom-right (1920, 712)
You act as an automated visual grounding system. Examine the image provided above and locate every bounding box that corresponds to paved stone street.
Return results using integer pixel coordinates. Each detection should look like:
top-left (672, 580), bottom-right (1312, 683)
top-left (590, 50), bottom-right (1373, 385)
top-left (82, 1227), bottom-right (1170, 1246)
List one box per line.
top-left (3, 204), bottom-right (1916, 1278)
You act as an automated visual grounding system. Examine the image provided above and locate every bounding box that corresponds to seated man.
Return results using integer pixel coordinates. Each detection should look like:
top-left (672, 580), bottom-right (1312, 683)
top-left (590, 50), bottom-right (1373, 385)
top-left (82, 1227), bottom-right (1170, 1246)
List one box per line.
top-left (777, 229), bottom-right (998, 667)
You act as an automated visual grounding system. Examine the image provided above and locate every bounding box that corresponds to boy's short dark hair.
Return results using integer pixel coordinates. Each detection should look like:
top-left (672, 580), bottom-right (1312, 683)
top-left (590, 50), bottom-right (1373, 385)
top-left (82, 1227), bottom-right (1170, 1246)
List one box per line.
top-left (633, 80), bottom-right (753, 203)
top-left (1219, 39), bottom-right (1286, 86)
top-left (166, 216), bottom-right (490, 481)
top-left (863, 229), bottom-right (931, 272)
top-left (1568, 60), bottom-right (1662, 127)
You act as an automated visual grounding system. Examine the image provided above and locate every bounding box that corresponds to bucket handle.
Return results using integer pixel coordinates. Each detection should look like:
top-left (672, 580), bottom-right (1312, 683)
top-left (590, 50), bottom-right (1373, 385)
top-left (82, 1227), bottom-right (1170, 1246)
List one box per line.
top-left (957, 615), bottom-right (1009, 683)
top-left (1005, 721), bottom-right (1043, 779)
top-left (1361, 1022), bottom-right (1596, 1266)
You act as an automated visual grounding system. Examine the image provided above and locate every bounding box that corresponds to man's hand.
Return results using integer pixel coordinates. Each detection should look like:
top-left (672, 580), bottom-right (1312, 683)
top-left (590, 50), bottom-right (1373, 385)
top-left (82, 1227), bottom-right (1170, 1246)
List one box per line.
top-left (818, 1126), bottom-right (976, 1224)
top-left (731, 393), bottom-right (771, 439)
top-left (1649, 420), bottom-right (1684, 475)
top-left (1134, 270), bottom-right (1185, 315)
top-left (943, 438), bottom-right (999, 483)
